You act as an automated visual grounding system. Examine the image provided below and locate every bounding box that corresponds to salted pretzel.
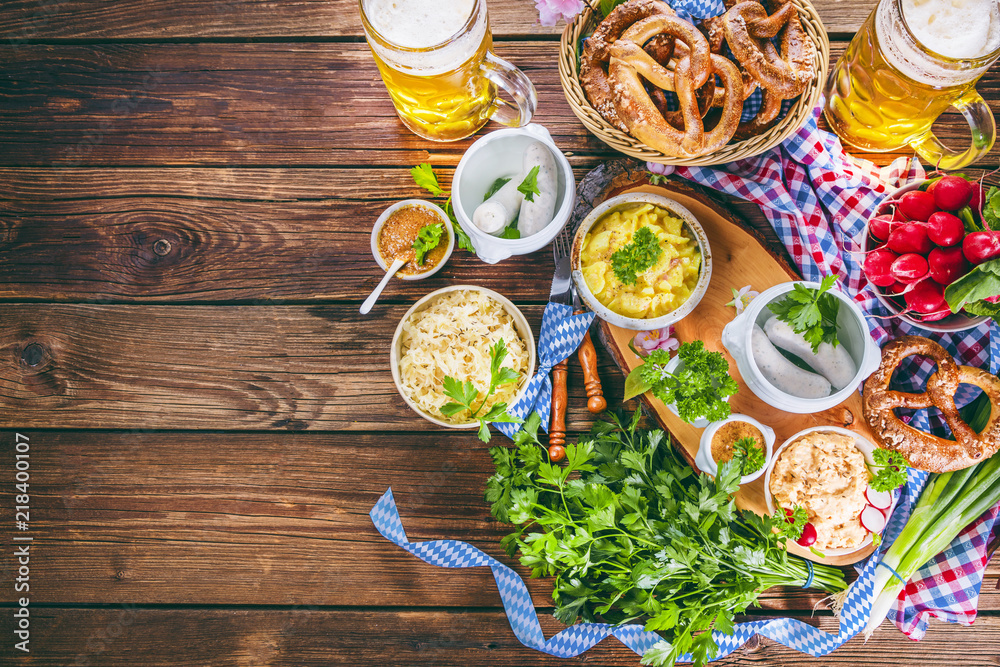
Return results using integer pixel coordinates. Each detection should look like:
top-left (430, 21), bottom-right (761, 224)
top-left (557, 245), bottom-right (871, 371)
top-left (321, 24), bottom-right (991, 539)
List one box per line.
top-left (580, 0), bottom-right (676, 131)
top-left (609, 39), bottom-right (744, 157)
top-left (723, 0), bottom-right (816, 100)
top-left (862, 336), bottom-right (1000, 473)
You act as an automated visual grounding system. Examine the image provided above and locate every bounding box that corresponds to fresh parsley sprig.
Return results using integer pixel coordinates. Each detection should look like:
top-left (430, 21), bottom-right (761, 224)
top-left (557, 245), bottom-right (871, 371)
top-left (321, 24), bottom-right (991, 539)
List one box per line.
top-left (517, 165), bottom-right (541, 202)
top-left (611, 226), bottom-right (663, 286)
top-left (412, 223), bottom-right (443, 265)
top-left (624, 341), bottom-right (738, 424)
top-left (772, 505), bottom-right (809, 541)
top-left (410, 163), bottom-right (475, 252)
top-left (732, 436), bottom-right (765, 476)
top-left (768, 276), bottom-right (840, 354)
top-left (441, 339), bottom-right (523, 443)
top-left (868, 448), bottom-right (908, 492)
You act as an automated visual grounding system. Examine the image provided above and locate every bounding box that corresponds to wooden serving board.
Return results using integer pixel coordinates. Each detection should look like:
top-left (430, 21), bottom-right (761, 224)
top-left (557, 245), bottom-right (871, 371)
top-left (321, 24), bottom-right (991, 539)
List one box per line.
top-left (579, 161), bottom-right (880, 565)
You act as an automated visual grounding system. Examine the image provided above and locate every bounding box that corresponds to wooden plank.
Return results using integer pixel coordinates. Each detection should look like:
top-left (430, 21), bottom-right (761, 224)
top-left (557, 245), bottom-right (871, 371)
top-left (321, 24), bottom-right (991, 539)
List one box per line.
top-left (0, 431), bottom-right (996, 609)
top-left (0, 42), bottom-right (992, 167)
top-left (0, 303), bottom-right (646, 431)
top-left (0, 167), bottom-right (771, 303)
top-left (0, 0), bottom-right (877, 40)
top-left (1, 608), bottom-right (997, 666)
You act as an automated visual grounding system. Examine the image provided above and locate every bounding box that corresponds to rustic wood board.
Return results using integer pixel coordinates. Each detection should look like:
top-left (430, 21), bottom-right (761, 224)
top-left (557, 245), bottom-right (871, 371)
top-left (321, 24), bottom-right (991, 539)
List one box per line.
top-left (579, 161), bottom-right (879, 565)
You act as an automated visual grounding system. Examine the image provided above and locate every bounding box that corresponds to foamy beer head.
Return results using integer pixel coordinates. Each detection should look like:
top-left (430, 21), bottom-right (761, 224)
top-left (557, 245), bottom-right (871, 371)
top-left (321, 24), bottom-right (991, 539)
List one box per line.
top-left (362, 0), bottom-right (488, 74)
top-left (881, 0), bottom-right (1000, 84)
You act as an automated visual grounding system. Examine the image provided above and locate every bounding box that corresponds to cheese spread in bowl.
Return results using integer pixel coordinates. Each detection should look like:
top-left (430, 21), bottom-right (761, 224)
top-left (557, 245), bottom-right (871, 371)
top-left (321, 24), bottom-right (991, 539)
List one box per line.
top-left (764, 427), bottom-right (875, 554)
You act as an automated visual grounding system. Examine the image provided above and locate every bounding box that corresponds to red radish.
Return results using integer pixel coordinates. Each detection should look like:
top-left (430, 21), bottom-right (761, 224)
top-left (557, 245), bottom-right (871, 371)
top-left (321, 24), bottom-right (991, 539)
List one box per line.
top-left (888, 222), bottom-right (932, 255)
top-left (920, 308), bottom-right (953, 322)
top-left (869, 214), bottom-right (895, 241)
top-left (860, 505), bottom-right (886, 533)
top-left (890, 207), bottom-right (909, 222)
top-left (904, 279), bottom-right (947, 314)
top-left (887, 281), bottom-right (909, 295)
top-left (797, 522), bottom-right (817, 547)
top-left (925, 211), bottom-right (964, 246)
top-left (971, 183), bottom-right (987, 214)
top-left (928, 246), bottom-right (969, 284)
top-left (931, 175), bottom-right (975, 211)
top-left (865, 486), bottom-right (892, 510)
top-left (864, 249), bottom-right (899, 286)
top-left (963, 231), bottom-right (1000, 264)
top-left (890, 253), bottom-right (929, 282)
top-left (898, 190), bottom-right (937, 221)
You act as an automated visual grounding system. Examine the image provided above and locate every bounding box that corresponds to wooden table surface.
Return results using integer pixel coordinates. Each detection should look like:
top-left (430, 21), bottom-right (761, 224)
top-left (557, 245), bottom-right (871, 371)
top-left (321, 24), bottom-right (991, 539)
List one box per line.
top-left (1, 0), bottom-right (999, 665)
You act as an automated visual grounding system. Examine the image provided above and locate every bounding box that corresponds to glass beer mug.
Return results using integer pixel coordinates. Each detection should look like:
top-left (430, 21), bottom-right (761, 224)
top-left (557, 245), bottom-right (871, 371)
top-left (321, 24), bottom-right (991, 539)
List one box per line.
top-left (359, 0), bottom-right (537, 142)
top-left (824, 0), bottom-right (1000, 169)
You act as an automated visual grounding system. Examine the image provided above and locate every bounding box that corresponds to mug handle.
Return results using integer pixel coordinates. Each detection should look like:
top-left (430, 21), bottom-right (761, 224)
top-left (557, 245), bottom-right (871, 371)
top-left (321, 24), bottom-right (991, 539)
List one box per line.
top-left (909, 88), bottom-right (996, 171)
top-left (480, 51), bottom-right (537, 128)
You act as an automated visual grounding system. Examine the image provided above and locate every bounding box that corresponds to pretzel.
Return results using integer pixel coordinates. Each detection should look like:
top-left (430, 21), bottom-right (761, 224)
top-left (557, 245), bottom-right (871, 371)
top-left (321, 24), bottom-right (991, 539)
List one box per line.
top-left (862, 336), bottom-right (1000, 473)
top-left (732, 87), bottom-right (781, 140)
top-left (609, 39), bottom-right (744, 157)
top-left (723, 0), bottom-right (815, 100)
top-left (579, 0), bottom-right (676, 131)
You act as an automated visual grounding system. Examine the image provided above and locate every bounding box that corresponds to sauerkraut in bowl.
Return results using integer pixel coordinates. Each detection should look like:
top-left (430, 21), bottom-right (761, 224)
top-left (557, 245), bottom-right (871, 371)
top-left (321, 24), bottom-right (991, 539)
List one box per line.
top-left (390, 286), bottom-right (535, 427)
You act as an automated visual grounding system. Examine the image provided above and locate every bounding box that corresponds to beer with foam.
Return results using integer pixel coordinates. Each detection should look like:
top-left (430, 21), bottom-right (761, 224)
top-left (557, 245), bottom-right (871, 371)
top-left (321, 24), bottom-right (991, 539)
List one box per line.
top-left (824, 0), bottom-right (1000, 169)
top-left (360, 0), bottom-right (535, 141)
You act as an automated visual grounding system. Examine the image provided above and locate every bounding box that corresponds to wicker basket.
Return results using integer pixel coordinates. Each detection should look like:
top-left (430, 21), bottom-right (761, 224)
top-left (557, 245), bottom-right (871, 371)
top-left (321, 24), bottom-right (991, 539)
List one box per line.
top-left (558, 0), bottom-right (831, 166)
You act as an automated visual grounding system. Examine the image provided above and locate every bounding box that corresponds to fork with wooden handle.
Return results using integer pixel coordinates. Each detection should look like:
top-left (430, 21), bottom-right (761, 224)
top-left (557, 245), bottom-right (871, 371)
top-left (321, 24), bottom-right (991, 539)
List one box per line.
top-left (549, 305), bottom-right (605, 454)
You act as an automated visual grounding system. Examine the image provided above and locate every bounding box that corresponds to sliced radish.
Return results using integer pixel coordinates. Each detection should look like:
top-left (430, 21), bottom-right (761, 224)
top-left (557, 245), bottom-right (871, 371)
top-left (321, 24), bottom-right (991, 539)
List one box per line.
top-left (865, 486), bottom-right (892, 509)
top-left (860, 505), bottom-right (886, 533)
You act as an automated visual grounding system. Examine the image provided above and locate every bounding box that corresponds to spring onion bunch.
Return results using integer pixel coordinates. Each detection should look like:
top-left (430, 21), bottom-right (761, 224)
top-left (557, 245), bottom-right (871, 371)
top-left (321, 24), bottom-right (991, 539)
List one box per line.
top-left (863, 450), bottom-right (1000, 637)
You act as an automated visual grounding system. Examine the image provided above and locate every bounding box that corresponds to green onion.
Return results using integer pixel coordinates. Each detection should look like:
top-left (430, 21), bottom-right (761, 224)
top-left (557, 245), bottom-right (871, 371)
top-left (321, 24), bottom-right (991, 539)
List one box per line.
top-left (863, 452), bottom-right (1000, 637)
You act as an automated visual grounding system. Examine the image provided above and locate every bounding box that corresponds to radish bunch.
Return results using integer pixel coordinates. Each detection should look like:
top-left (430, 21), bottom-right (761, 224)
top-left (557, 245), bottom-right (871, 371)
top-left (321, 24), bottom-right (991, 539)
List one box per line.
top-left (863, 175), bottom-right (999, 322)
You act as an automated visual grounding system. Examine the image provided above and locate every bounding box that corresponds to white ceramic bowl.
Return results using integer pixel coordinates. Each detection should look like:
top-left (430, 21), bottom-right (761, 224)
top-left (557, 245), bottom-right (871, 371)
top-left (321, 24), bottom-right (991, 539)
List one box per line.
top-left (864, 181), bottom-right (988, 332)
top-left (389, 285), bottom-right (536, 428)
top-left (695, 414), bottom-right (775, 485)
top-left (371, 199), bottom-right (455, 281)
top-left (721, 281), bottom-right (881, 414)
top-left (763, 426), bottom-right (897, 558)
top-left (452, 124), bottom-right (575, 264)
top-left (571, 193), bottom-right (713, 331)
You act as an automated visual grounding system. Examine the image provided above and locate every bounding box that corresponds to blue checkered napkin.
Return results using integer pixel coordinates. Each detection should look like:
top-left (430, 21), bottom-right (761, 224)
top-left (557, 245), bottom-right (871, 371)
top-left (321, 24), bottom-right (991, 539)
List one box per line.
top-left (494, 303), bottom-right (596, 439)
top-left (370, 478), bottom-right (917, 663)
top-left (670, 0), bottom-right (725, 20)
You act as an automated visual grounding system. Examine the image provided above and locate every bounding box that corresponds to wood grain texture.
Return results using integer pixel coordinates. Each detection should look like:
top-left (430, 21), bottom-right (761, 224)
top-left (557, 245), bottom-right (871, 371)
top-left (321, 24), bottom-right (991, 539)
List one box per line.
top-left (8, 428), bottom-right (951, 610)
top-left (0, 608), bottom-right (998, 667)
top-left (0, 167), bottom-right (779, 303)
top-left (0, 43), bottom-right (993, 168)
top-left (0, 0), bottom-right (878, 39)
top-left (0, 303), bottom-right (644, 430)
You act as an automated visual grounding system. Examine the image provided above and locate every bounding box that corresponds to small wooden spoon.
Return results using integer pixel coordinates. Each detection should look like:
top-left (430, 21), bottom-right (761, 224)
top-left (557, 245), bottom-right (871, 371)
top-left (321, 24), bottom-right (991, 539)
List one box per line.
top-left (360, 257), bottom-right (405, 315)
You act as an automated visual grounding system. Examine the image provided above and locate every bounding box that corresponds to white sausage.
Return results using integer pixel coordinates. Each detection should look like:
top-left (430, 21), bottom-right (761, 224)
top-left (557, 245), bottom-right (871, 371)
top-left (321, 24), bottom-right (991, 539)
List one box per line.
top-left (517, 141), bottom-right (558, 237)
top-left (751, 324), bottom-right (832, 399)
top-left (763, 316), bottom-right (858, 391)
top-left (472, 176), bottom-right (523, 234)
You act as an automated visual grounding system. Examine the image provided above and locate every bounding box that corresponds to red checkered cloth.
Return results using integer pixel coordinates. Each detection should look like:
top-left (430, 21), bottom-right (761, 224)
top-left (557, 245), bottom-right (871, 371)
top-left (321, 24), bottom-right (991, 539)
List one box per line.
top-left (652, 105), bottom-right (1000, 639)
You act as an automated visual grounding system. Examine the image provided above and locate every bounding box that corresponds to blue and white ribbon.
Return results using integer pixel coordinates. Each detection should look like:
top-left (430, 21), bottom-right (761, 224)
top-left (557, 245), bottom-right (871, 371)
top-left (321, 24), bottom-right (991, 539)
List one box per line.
top-left (494, 303), bottom-right (596, 439)
top-left (370, 471), bottom-right (925, 662)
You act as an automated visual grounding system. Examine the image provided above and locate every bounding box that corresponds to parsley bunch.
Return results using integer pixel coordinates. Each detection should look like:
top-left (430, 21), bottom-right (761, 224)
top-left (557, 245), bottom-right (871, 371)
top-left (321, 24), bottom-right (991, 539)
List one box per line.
top-left (624, 341), bottom-right (738, 424)
top-left (487, 411), bottom-right (847, 667)
top-left (611, 226), bottom-right (663, 286)
top-left (768, 276), bottom-right (840, 353)
top-left (868, 448), bottom-right (908, 492)
top-left (441, 339), bottom-right (522, 443)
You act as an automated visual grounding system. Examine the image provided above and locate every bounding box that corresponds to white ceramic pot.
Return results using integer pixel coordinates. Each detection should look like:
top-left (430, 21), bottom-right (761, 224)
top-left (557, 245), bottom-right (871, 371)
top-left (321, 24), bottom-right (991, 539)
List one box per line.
top-left (370, 199), bottom-right (455, 280)
top-left (721, 281), bottom-right (881, 414)
top-left (571, 193), bottom-right (713, 331)
top-left (695, 414), bottom-right (775, 485)
top-left (389, 285), bottom-right (536, 428)
top-left (451, 124), bottom-right (575, 264)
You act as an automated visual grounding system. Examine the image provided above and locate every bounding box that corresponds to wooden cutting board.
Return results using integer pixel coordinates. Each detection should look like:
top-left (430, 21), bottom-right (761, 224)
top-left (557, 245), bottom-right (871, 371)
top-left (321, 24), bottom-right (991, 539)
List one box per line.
top-left (579, 161), bottom-right (880, 565)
